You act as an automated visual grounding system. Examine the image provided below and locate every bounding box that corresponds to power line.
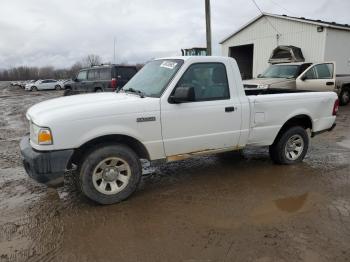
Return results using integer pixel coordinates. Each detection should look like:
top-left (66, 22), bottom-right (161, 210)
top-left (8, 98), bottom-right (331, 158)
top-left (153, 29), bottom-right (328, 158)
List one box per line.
top-left (268, 0), bottom-right (299, 17)
top-left (251, 0), bottom-right (281, 36)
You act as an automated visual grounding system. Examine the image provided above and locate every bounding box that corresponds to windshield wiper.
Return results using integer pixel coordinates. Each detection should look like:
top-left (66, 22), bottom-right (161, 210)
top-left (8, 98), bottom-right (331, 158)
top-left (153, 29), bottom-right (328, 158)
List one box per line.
top-left (123, 88), bottom-right (146, 98)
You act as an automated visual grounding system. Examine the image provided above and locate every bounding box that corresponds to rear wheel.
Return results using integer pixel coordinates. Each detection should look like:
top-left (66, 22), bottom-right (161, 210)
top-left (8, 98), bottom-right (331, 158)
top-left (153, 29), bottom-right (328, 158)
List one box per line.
top-left (63, 88), bottom-right (72, 96)
top-left (269, 126), bottom-right (309, 165)
top-left (95, 88), bottom-right (103, 93)
top-left (79, 144), bottom-right (142, 205)
top-left (339, 89), bottom-right (350, 106)
top-left (55, 85), bottom-right (61, 90)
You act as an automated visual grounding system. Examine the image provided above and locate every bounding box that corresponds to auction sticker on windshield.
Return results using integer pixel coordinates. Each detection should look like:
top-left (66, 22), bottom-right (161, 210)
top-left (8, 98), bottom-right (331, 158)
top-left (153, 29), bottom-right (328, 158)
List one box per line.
top-left (160, 61), bottom-right (178, 70)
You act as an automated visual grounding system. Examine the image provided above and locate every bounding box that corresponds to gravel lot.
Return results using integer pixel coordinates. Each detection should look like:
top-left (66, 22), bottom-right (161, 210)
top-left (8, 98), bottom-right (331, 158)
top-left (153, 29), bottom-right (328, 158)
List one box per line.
top-left (0, 81), bottom-right (350, 262)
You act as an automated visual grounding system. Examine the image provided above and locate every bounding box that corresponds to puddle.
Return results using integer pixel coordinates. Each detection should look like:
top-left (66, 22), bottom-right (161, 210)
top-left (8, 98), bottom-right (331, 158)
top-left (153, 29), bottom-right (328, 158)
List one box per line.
top-left (274, 193), bottom-right (309, 213)
top-left (251, 193), bottom-right (315, 224)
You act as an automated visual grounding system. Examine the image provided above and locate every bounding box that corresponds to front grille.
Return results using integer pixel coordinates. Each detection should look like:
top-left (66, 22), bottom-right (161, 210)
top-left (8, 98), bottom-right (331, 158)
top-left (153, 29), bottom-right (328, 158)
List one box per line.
top-left (244, 84), bottom-right (258, 89)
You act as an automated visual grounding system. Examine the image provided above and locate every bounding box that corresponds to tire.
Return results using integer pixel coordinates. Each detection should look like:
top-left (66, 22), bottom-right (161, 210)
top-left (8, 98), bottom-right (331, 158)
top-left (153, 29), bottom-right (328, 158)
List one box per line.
top-left (339, 89), bottom-right (350, 106)
top-left (79, 144), bottom-right (142, 205)
top-left (95, 88), bottom-right (103, 93)
top-left (269, 126), bottom-right (309, 165)
top-left (31, 86), bottom-right (37, 91)
top-left (63, 89), bottom-right (72, 96)
top-left (55, 85), bottom-right (61, 90)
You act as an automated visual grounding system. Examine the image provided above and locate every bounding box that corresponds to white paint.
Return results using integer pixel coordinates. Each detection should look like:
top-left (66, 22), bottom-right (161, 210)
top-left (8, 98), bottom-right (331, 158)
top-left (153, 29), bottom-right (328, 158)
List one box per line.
top-left (324, 28), bottom-right (350, 74)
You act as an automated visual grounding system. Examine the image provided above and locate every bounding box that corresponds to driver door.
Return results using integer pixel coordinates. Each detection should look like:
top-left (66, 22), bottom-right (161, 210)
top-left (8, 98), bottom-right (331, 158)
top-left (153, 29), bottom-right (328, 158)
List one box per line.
top-left (161, 62), bottom-right (242, 157)
top-left (296, 62), bottom-right (336, 91)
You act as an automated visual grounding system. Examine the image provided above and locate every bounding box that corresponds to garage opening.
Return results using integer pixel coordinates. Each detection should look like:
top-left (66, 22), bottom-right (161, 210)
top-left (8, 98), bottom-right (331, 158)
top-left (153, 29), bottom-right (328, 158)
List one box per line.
top-left (229, 44), bottom-right (254, 80)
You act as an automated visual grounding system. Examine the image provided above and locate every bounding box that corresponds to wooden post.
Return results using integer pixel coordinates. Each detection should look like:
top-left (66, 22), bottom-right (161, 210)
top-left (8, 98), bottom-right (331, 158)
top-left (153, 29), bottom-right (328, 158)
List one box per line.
top-left (205, 0), bottom-right (212, 56)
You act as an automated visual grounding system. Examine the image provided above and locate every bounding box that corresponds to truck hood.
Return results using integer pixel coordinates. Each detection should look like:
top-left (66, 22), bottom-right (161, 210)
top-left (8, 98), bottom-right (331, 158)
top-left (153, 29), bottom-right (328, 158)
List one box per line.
top-left (243, 78), bottom-right (294, 86)
top-left (27, 92), bottom-right (159, 126)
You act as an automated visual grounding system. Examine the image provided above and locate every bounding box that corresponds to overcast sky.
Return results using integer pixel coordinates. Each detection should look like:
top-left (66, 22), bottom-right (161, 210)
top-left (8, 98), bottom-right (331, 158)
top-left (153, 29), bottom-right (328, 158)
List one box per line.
top-left (0, 0), bottom-right (349, 69)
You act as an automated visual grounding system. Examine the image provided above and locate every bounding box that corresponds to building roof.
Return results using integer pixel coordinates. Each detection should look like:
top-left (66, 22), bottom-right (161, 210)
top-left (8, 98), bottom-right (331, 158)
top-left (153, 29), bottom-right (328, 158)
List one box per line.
top-left (220, 13), bottom-right (350, 44)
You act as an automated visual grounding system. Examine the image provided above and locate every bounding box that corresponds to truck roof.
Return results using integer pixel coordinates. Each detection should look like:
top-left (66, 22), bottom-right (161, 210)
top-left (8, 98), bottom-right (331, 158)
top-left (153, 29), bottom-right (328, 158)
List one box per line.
top-left (156, 56), bottom-right (233, 62)
top-left (271, 62), bottom-right (309, 66)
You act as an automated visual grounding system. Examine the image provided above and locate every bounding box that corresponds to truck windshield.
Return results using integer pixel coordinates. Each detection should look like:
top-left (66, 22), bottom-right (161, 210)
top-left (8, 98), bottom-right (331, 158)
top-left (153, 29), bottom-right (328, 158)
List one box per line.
top-left (122, 59), bottom-right (184, 98)
top-left (259, 64), bottom-right (300, 79)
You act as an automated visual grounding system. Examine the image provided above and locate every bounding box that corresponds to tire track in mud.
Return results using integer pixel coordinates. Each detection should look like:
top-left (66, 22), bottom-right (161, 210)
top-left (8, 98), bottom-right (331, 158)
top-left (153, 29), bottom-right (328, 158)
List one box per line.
top-left (0, 83), bottom-right (64, 262)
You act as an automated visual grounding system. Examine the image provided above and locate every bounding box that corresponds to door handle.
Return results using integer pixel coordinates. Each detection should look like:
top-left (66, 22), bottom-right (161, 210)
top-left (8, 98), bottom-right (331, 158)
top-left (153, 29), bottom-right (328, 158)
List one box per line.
top-left (225, 106), bottom-right (235, 112)
top-left (326, 82), bottom-right (335, 86)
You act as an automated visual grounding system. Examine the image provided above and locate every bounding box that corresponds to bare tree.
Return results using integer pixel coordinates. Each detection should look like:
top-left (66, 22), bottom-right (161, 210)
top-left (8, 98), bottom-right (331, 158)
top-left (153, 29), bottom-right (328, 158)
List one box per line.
top-left (81, 54), bottom-right (102, 67)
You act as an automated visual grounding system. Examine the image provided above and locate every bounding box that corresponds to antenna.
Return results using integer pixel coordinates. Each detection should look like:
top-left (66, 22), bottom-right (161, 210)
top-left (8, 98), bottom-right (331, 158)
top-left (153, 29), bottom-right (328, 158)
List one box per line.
top-left (113, 37), bottom-right (116, 64)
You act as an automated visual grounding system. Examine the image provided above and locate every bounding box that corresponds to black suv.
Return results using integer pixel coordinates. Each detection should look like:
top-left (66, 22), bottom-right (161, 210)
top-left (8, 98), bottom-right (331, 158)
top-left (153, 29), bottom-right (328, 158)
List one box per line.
top-left (64, 65), bottom-right (138, 95)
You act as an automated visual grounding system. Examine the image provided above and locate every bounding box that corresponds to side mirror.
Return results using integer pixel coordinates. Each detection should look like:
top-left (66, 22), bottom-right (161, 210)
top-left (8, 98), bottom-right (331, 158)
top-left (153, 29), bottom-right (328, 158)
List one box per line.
top-left (300, 75), bottom-right (307, 81)
top-left (257, 74), bottom-right (262, 78)
top-left (73, 77), bottom-right (79, 82)
top-left (169, 86), bottom-right (195, 104)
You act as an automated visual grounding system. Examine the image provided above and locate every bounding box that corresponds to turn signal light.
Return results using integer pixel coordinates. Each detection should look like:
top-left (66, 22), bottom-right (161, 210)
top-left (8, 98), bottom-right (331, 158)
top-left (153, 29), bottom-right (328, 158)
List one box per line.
top-left (38, 129), bottom-right (53, 145)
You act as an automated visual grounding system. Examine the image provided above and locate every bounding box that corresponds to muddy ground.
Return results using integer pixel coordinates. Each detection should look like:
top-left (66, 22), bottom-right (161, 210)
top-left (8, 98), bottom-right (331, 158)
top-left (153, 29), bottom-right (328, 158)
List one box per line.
top-left (0, 81), bottom-right (349, 262)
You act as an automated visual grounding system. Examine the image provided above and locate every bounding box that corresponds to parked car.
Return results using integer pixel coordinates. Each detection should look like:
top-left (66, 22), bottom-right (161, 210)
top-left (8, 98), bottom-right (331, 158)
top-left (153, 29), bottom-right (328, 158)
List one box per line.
top-left (25, 79), bottom-right (62, 91)
top-left (22, 80), bottom-right (36, 89)
top-left (243, 62), bottom-right (350, 105)
top-left (20, 56), bottom-right (338, 205)
top-left (10, 81), bottom-right (23, 87)
top-left (58, 79), bottom-right (70, 89)
top-left (64, 65), bottom-right (138, 96)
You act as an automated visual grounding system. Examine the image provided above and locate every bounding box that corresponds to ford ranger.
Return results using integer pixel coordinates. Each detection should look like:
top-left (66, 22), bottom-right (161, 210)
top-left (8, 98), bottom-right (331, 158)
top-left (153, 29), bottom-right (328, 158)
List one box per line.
top-left (20, 56), bottom-right (339, 204)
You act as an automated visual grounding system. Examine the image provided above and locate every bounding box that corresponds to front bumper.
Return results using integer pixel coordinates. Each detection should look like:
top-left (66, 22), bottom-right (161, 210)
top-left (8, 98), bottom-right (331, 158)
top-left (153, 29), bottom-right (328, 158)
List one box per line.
top-left (20, 135), bottom-right (74, 187)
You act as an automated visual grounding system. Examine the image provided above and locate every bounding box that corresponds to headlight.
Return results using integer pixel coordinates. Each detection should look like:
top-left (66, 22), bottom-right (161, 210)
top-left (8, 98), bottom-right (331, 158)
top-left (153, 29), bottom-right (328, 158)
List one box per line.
top-left (257, 84), bottom-right (269, 89)
top-left (30, 122), bottom-right (53, 145)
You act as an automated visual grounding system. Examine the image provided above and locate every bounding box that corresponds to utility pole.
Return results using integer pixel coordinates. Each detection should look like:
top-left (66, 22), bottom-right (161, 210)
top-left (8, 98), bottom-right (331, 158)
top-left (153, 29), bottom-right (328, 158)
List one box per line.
top-left (205, 0), bottom-right (212, 56)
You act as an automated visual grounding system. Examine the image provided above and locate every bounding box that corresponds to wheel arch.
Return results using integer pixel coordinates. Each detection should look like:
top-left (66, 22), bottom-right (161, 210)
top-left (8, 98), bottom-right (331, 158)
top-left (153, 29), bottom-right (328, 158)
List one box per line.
top-left (69, 134), bottom-right (150, 168)
top-left (273, 114), bottom-right (313, 144)
top-left (94, 86), bottom-right (104, 92)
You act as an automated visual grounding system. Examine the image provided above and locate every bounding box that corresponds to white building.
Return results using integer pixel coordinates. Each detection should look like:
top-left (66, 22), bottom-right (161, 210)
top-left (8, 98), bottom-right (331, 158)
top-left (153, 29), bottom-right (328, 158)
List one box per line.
top-left (220, 13), bottom-right (350, 79)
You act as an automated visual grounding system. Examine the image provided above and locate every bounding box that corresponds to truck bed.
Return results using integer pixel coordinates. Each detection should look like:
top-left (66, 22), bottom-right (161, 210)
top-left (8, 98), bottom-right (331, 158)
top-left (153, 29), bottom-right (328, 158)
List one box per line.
top-left (245, 91), bottom-right (337, 146)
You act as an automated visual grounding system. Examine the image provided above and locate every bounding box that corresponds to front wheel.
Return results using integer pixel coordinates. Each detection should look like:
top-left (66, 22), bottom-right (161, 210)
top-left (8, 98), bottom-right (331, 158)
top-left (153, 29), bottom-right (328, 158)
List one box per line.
top-left (269, 126), bottom-right (309, 165)
top-left (79, 144), bottom-right (142, 205)
top-left (339, 89), bottom-right (350, 106)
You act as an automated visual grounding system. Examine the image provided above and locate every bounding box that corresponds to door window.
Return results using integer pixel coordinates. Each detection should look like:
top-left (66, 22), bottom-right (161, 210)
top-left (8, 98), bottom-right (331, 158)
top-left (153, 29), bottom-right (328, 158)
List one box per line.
top-left (77, 70), bottom-right (87, 81)
top-left (304, 63), bottom-right (334, 80)
top-left (87, 70), bottom-right (99, 80)
top-left (315, 63), bottom-right (333, 79)
top-left (304, 67), bottom-right (317, 79)
top-left (175, 63), bottom-right (230, 101)
top-left (99, 68), bottom-right (111, 80)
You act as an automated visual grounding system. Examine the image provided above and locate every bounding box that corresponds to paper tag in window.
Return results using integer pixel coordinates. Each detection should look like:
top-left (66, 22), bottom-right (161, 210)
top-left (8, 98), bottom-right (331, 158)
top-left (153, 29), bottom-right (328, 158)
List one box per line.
top-left (160, 61), bottom-right (177, 69)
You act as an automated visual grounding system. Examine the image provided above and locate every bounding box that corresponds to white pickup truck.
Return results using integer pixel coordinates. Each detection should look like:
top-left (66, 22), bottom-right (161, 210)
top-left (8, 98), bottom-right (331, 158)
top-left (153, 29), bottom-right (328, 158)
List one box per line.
top-left (20, 56), bottom-right (339, 204)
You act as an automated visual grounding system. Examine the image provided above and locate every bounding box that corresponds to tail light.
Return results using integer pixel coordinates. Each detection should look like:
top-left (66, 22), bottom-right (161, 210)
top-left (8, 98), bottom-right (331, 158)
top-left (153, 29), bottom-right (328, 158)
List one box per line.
top-left (111, 78), bottom-right (117, 91)
top-left (333, 99), bottom-right (339, 116)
